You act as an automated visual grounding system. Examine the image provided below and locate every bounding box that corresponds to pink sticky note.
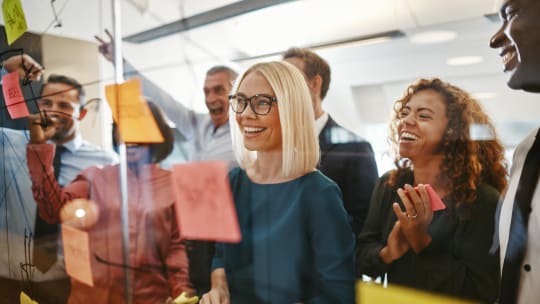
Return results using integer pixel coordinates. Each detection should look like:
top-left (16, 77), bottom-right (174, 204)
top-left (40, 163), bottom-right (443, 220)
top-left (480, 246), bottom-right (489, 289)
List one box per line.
top-left (2, 71), bottom-right (29, 118)
top-left (61, 225), bottom-right (94, 286)
top-left (404, 184), bottom-right (446, 211)
top-left (424, 184), bottom-right (446, 211)
top-left (171, 161), bottom-right (241, 243)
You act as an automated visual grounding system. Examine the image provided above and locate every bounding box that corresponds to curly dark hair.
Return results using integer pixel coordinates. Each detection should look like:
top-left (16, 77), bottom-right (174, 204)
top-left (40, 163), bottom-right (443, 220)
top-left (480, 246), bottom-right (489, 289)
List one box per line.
top-left (388, 78), bottom-right (507, 214)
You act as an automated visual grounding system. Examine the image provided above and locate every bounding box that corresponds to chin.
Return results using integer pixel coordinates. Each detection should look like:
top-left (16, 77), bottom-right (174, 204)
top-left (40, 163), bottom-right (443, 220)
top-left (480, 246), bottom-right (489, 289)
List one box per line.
top-left (507, 69), bottom-right (540, 92)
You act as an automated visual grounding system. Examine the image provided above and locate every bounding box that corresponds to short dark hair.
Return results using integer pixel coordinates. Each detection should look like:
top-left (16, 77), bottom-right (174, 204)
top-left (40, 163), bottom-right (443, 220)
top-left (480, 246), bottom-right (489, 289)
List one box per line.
top-left (40, 74), bottom-right (85, 104)
top-left (282, 47), bottom-right (331, 100)
top-left (206, 65), bottom-right (238, 83)
top-left (147, 101), bottom-right (174, 163)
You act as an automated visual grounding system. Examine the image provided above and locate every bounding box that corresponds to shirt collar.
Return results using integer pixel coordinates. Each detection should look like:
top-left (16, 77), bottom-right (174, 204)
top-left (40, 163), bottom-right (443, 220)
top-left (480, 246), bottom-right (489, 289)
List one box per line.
top-left (48, 133), bottom-right (82, 153)
top-left (314, 111), bottom-right (329, 136)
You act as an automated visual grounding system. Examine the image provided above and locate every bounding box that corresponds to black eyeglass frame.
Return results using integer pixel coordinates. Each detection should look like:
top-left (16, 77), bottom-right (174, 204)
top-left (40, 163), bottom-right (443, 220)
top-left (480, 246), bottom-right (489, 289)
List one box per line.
top-left (229, 93), bottom-right (278, 115)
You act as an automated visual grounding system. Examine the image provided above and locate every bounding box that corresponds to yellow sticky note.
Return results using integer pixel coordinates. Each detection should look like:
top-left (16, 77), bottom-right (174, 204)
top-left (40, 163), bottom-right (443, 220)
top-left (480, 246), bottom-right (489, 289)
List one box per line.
top-left (19, 291), bottom-right (38, 304)
top-left (356, 281), bottom-right (479, 304)
top-left (173, 292), bottom-right (199, 304)
top-left (105, 78), bottom-right (164, 143)
top-left (2, 0), bottom-right (28, 45)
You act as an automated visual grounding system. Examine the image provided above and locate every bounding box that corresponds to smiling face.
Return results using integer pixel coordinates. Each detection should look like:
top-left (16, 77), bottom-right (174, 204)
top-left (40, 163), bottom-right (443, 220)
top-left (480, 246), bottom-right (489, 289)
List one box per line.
top-left (38, 82), bottom-right (80, 144)
top-left (204, 71), bottom-right (233, 127)
top-left (396, 89), bottom-right (449, 161)
top-left (235, 72), bottom-right (282, 153)
top-left (490, 0), bottom-right (540, 92)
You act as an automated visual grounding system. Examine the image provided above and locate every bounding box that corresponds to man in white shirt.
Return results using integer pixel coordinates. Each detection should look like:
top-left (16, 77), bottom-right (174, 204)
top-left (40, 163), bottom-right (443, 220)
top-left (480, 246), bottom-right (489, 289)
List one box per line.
top-left (490, 0), bottom-right (540, 303)
top-left (0, 55), bottom-right (118, 303)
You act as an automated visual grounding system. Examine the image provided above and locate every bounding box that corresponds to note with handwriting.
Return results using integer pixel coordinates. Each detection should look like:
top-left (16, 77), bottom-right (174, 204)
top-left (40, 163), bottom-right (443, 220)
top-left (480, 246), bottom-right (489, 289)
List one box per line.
top-left (61, 225), bottom-right (94, 286)
top-left (105, 78), bottom-right (164, 143)
top-left (171, 161), bottom-right (241, 242)
top-left (2, 71), bottom-right (29, 118)
top-left (2, 0), bottom-right (27, 45)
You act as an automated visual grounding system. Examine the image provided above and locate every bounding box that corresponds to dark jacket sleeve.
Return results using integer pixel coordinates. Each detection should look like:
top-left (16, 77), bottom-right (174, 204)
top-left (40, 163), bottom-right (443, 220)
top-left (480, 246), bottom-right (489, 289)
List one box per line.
top-left (355, 172), bottom-right (393, 278)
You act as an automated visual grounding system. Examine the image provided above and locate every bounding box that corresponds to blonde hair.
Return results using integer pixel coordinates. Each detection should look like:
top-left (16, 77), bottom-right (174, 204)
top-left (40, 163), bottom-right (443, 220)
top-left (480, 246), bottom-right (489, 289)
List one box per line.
top-left (229, 61), bottom-right (319, 178)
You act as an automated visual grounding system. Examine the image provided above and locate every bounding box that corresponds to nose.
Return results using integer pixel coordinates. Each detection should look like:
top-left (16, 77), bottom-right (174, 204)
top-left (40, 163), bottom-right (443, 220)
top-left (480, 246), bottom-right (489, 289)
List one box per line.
top-left (489, 24), bottom-right (506, 49)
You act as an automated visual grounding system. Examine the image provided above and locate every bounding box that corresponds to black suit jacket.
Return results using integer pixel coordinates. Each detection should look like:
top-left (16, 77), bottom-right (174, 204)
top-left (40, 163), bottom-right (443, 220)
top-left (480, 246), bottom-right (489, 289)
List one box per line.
top-left (318, 116), bottom-right (378, 235)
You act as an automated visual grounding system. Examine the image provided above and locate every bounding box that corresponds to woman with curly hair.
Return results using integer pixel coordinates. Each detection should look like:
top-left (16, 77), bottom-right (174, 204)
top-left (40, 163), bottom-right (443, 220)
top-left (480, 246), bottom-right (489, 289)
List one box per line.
top-left (356, 78), bottom-right (507, 302)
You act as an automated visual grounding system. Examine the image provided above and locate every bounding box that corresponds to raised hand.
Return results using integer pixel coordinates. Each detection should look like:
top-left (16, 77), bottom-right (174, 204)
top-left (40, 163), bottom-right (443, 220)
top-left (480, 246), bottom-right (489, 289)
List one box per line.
top-left (94, 29), bottom-right (114, 63)
top-left (28, 112), bottom-right (57, 144)
top-left (3, 54), bottom-right (44, 81)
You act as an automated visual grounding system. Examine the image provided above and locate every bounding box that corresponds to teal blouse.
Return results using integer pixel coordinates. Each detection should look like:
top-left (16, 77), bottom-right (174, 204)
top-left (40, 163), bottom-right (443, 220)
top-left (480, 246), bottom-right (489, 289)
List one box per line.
top-left (212, 167), bottom-right (355, 303)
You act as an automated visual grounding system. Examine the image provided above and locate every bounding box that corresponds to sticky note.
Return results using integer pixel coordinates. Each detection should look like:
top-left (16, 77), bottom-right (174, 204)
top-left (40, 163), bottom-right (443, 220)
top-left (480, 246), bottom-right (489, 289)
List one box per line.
top-left (105, 78), bottom-right (164, 143)
top-left (2, 71), bottom-right (29, 118)
top-left (173, 292), bottom-right (199, 304)
top-left (405, 184), bottom-right (446, 212)
top-left (61, 225), bottom-right (94, 286)
top-left (357, 281), bottom-right (476, 304)
top-left (19, 291), bottom-right (38, 304)
top-left (2, 0), bottom-right (28, 45)
top-left (425, 184), bottom-right (446, 211)
top-left (171, 161), bottom-right (241, 243)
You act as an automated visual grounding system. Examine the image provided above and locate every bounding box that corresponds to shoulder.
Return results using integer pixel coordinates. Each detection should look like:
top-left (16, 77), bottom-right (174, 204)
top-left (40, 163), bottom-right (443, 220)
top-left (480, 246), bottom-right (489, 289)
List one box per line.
top-left (77, 140), bottom-right (119, 163)
top-left (475, 183), bottom-right (501, 207)
top-left (0, 127), bottom-right (27, 141)
top-left (301, 171), bottom-right (342, 198)
top-left (324, 117), bottom-right (373, 148)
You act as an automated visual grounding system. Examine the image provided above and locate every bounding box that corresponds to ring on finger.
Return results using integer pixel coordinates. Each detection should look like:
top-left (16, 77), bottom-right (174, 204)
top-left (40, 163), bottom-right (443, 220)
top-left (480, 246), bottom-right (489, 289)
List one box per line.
top-left (407, 213), bottom-right (418, 219)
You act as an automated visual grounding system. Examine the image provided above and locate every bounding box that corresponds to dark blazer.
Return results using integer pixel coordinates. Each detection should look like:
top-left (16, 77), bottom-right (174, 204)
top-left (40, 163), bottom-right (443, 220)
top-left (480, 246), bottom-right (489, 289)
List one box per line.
top-left (318, 116), bottom-right (378, 235)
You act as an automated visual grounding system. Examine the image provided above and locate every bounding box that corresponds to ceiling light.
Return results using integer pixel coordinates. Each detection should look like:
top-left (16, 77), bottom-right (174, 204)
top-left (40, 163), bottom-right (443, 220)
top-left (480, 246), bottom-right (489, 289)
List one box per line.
top-left (410, 30), bottom-right (457, 44)
top-left (471, 92), bottom-right (497, 100)
top-left (446, 56), bottom-right (484, 66)
top-left (232, 30), bottom-right (405, 62)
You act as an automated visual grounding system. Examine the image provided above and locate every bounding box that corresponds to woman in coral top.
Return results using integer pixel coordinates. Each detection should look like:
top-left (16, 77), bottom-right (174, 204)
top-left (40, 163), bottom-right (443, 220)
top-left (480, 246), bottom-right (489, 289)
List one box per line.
top-left (27, 101), bottom-right (193, 303)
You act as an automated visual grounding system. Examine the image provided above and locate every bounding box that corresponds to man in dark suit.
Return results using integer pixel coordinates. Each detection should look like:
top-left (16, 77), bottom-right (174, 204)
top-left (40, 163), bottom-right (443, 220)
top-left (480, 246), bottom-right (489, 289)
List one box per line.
top-left (283, 47), bottom-right (378, 236)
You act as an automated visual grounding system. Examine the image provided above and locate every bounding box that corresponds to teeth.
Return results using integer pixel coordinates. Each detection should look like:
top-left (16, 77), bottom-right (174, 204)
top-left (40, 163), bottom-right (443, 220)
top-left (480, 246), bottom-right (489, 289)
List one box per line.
top-left (502, 51), bottom-right (515, 65)
top-left (244, 127), bottom-right (264, 133)
top-left (401, 132), bottom-right (418, 140)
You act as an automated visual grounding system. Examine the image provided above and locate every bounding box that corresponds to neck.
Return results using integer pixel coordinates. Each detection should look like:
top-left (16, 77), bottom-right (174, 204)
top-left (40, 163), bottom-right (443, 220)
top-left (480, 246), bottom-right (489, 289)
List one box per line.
top-left (411, 155), bottom-right (449, 196)
top-left (247, 151), bottom-right (286, 184)
top-left (313, 98), bottom-right (324, 119)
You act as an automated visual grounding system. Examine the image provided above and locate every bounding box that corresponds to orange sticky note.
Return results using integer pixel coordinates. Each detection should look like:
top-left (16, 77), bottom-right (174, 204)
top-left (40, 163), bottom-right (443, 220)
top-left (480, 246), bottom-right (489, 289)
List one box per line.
top-left (2, 0), bottom-right (28, 45)
top-left (2, 71), bottom-right (29, 118)
top-left (105, 78), bottom-right (164, 143)
top-left (61, 225), bottom-right (94, 286)
top-left (171, 161), bottom-right (241, 243)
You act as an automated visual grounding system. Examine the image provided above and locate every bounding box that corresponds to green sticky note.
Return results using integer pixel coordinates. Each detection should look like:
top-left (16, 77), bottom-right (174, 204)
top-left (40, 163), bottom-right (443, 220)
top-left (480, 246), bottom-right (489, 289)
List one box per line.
top-left (2, 0), bottom-right (28, 45)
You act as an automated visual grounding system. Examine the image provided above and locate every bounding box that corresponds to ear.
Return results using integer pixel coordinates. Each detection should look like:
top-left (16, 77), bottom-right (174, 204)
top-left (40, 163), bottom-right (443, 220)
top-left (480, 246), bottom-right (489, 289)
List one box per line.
top-left (307, 74), bottom-right (323, 98)
top-left (78, 108), bottom-right (88, 120)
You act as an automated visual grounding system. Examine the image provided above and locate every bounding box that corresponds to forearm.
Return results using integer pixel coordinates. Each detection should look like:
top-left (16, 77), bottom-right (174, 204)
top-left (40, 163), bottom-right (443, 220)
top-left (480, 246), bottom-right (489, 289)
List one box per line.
top-left (26, 144), bottom-right (86, 223)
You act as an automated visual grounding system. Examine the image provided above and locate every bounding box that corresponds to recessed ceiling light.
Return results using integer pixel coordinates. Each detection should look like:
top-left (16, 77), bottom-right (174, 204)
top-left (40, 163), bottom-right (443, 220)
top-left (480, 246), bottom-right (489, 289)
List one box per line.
top-left (410, 30), bottom-right (457, 44)
top-left (446, 56), bottom-right (484, 66)
top-left (471, 92), bottom-right (497, 100)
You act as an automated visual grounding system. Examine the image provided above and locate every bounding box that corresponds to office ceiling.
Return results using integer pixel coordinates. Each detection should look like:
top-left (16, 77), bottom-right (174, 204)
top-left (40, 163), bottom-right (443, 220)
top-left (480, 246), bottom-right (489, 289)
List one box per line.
top-left (4, 0), bottom-right (539, 157)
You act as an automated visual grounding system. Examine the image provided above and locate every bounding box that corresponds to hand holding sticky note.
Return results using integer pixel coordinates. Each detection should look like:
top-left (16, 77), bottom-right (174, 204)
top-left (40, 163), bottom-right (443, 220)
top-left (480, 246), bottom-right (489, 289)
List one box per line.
top-left (405, 184), bottom-right (446, 211)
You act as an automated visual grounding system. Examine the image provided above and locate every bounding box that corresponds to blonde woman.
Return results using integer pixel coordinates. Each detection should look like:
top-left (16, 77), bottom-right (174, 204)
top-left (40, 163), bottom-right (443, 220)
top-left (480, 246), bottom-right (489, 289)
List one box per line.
top-left (201, 61), bottom-right (355, 304)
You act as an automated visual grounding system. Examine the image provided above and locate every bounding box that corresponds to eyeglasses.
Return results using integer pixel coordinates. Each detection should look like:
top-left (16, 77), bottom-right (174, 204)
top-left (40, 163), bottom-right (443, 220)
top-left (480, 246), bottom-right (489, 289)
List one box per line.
top-left (229, 94), bottom-right (277, 115)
